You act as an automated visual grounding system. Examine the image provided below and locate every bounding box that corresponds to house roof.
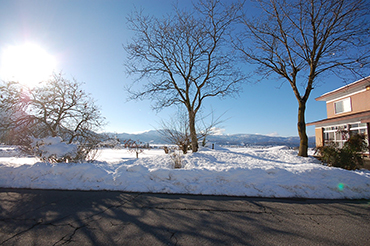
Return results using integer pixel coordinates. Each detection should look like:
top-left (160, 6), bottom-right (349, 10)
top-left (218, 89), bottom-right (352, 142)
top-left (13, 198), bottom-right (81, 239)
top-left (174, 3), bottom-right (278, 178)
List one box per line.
top-left (307, 110), bottom-right (370, 127)
top-left (315, 76), bottom-right (370, 102)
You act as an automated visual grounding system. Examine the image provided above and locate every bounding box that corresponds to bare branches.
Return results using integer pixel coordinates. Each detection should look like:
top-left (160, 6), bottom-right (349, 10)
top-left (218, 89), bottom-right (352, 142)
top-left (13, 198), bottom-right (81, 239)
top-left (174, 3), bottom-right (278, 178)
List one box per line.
top-left (157, 108), bottom-right (225, 153)
top-left (125, 0), bottom-right (245, 152)
top-left (0, 73), bottom-right (105, 147)
top-left (236, 0), bottom-right (370, 156)
top-left (123, 139), bottom-right (148, 158)
top-left (28, 73), bottom-right (105, 143)
top-left (157, 110), bottom-right (191, 154)
top-left (238, 0), bottom-right (370, 96)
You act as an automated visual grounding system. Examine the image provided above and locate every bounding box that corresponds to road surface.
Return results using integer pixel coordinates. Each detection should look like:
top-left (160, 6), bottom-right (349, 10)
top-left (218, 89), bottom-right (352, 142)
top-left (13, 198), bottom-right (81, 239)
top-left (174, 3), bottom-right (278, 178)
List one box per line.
top-left (0, 188), bottom-right (369, 245)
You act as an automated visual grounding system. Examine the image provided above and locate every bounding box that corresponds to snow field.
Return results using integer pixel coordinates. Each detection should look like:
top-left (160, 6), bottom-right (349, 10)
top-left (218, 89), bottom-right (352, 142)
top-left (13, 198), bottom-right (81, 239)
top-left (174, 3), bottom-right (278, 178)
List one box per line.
top-left (0, 145), bottom-right (369, 199)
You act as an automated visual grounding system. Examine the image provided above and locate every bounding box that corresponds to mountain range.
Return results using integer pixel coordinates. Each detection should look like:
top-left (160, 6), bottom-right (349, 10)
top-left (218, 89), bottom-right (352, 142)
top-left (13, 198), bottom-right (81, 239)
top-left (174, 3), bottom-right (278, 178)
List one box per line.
top-left (105, 130), bottom-right (316, 148)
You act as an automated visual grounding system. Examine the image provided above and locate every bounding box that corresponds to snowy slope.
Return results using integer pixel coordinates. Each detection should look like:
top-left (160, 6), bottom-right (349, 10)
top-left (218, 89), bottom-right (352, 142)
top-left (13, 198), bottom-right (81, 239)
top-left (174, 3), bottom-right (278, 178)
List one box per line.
top-left (0, 145), bottom-right (369, 199)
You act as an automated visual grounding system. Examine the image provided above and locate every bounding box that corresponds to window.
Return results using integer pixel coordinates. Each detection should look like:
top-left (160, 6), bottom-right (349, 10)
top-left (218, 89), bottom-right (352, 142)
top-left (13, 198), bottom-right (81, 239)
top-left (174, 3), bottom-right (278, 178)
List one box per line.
top-left (323, 122), bottom-right (368, 151)
top-left (334, 98), bottom-right (351, 114)
top-left (323, 125), bottom-right (348, 148)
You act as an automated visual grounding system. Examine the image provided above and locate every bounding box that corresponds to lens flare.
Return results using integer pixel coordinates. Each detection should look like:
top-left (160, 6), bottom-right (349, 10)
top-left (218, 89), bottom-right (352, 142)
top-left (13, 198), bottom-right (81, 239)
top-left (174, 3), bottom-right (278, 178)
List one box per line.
top-left (337, 183), bottom-right (345, 191)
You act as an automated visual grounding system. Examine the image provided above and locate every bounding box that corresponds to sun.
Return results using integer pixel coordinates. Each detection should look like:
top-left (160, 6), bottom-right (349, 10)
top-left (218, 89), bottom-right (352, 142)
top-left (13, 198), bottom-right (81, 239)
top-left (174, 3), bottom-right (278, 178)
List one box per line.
top-left (0, 43), bottom-right (57, 87)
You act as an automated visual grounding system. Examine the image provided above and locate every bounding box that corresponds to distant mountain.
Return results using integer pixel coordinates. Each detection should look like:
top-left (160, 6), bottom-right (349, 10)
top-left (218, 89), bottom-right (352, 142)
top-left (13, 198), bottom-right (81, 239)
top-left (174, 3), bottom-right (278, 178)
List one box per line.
top-left (105, 130), bottom-right (316, 148)
top-left (207, 134), bottom-right (315, 148)
top-left (105, 130), bottom-right (164, 144)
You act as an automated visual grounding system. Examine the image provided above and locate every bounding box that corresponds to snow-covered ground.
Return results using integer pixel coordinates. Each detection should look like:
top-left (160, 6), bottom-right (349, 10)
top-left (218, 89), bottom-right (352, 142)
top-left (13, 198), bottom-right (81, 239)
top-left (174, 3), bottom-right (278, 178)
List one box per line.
top-left (0, 145), bottom-right (369, 199)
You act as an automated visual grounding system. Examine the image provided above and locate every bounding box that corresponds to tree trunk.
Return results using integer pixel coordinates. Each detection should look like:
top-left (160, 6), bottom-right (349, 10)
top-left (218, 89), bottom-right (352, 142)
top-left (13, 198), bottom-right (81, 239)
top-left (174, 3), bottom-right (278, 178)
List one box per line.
top-left (51, 127), bottom-right (57, 137)
top-left (181, 143), bottom-right (188, 154)
top-left (188, 111), bottom-right (199, 152)
top-left (297, 100), bottom-right (308, 157)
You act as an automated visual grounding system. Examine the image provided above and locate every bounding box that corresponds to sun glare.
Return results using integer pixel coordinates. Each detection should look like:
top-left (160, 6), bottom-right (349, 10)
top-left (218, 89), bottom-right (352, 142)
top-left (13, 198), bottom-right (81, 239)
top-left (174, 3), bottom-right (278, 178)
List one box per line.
top-left (0, 43), bottom-right (56, 87)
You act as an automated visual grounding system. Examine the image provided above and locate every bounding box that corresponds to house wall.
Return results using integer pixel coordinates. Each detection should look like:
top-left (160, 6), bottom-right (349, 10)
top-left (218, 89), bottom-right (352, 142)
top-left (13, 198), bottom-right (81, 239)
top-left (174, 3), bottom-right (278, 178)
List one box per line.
top-left (315, 127), bottom-right (324, 147)
top-left (367, 123), bottom-right (370, 156)
top-left (326, 89), bottom-right (370, 118)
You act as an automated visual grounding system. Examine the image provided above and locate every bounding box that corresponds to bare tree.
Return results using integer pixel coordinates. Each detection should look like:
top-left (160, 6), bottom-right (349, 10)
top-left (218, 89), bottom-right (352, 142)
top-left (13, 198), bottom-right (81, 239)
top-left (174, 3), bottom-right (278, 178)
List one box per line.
top-left (28, 73), bottom-right (105, 145)
top-left (123, 139), bottom-right (148, 158)
top-left (236, 0), bottom-right (370, 157)
top-left (0, 73), bottom-right (105, 159)
top-left (125, 0), bottom-right (245, 152)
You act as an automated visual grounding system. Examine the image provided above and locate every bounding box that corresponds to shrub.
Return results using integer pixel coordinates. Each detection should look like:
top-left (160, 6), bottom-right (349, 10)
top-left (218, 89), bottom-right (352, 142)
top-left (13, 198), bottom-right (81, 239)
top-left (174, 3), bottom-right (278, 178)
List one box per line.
top-left (28, 137), bottom-right (77, 163)
top-left (344, 133), bottom-right (368, 152)
top-left (315, 134), bottom-right (367, 170)
top-left (170, 151), bottom-right (182, 169)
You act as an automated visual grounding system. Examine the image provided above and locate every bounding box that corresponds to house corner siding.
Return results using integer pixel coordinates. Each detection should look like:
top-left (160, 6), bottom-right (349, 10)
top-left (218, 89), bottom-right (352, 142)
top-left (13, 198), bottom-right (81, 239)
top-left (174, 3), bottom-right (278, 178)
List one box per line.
top-left (326, 88), bottom-right (370, 119)
top-left (367, 123), bottom-right (370, 155)
top-left (315, 127), bottom-right (324, 148)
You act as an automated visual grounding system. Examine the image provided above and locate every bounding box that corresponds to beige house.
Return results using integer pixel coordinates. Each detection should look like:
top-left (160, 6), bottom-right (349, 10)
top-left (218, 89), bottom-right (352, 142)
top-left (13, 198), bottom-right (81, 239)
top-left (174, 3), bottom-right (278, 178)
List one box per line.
top-left (307, 76), bottom-right (370, 155)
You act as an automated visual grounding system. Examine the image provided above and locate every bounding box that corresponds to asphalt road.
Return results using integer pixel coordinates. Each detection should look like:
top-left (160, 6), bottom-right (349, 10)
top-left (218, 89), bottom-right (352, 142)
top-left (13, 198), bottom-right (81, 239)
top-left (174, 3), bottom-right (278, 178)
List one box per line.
top-left (0, 188), bottom-right (369, 245)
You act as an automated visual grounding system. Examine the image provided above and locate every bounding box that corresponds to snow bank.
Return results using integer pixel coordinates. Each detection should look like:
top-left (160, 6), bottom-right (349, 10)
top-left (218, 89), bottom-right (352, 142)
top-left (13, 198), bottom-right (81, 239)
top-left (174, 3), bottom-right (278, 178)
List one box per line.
top-left (0, 146), bottom-right (369, 199)
top-left (31, 137), bottom-right (78, 160)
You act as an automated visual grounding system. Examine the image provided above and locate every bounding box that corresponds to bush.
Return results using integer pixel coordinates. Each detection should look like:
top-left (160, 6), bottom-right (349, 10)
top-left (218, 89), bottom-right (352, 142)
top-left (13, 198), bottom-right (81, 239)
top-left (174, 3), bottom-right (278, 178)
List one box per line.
top-left (315, 134), bottom-right (367, 170)
top-left (344, 133), bottom-right (368, 152)
top-left (170, 151), bottom-right (182, 169)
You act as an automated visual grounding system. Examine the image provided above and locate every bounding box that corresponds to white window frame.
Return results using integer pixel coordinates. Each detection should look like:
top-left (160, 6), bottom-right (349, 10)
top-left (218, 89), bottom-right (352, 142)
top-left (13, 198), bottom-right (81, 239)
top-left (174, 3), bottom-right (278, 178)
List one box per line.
top-left (334, 97), bottom-right (351, 114)
top-left (323, 124), bottom-right (348, 148)
top-left (323, 122), bottom-right (368, 151)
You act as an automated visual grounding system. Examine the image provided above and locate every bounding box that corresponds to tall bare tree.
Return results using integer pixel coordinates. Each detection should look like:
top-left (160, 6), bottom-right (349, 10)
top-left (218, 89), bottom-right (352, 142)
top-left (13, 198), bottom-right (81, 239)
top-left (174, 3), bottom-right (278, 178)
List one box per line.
top-left (125, 0), bottom-right (245, 152)
top-left (236, 0), bottom-right (370, 156)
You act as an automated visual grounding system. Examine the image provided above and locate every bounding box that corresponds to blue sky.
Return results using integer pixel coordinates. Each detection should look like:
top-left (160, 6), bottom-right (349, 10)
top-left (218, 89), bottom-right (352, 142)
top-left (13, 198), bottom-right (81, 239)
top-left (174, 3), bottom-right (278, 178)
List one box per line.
top-left (0, 0), bottom-right (365, 137)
